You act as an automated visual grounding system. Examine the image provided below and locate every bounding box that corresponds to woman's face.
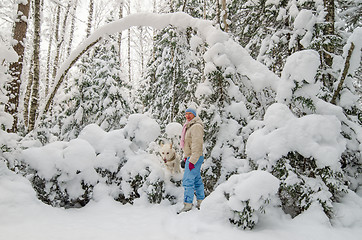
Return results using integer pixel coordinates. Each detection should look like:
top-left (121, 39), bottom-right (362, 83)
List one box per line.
top-left (185, 112), bottom-right (195, 121)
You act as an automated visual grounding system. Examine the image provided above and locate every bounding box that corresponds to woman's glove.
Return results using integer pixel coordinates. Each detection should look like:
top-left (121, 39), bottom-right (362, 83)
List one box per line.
top-left (181, 158), bottom-right (186, 169)
top-left (189, 162), bottom-right (195, 170)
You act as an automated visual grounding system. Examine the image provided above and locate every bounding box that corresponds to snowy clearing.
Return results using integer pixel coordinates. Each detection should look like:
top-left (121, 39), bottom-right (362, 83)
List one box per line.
top-left (1, 161), bottom-right (362, 240)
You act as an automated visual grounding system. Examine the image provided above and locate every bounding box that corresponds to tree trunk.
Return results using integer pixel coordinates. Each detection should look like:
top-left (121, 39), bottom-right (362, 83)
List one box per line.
top-left (331, 42), bottom-right (355, 105)
top-left (51, 2), bottom-right (71, 84)
top-left (51, 5), bottom-right (62, 84)
top-left (28, 0), bottom-right (42, 132)
top-left (23, 57), bottom-right (34, 127)
top-left (139, 26), bottom-right (144, 75)
top-left (67, 0), bottom-right (78, 58)
top-left (118, 1), bottom-right (124, 63)
top-left (127, 0), bottom-right (131, 82)
top-left (152, 0), bottom-right (157, 61)
top-left (216, 0), bottom-right (221, 28)
top-left (322, 0), bottom-right (335, 89)
top-left (182, 0), bottom-right (187, 12)
top-left (170, 0), bottom-right (174, 12)
top-left (87, 0), bottom-right (94, 38)
top-left (44, 38), bottom-right (102, 114)
top-left (5, 1), bottom-right (30, 132)
top-left (323, 0), bottom-right (335, 67)
top-left (221, 0), bottom-right (229, 32)
top-left (45, 5), bottom-right (57, 97)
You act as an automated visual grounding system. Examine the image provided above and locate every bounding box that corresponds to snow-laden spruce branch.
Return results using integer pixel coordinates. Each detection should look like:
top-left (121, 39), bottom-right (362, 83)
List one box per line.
top-left (42, 12), bottom-right (280, 114)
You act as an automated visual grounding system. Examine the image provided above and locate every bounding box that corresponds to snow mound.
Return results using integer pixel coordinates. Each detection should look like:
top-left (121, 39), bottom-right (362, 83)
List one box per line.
top-left (246, 103), bottom-right (346, 171)
top-left (202, 170), bottom-right (280, 229)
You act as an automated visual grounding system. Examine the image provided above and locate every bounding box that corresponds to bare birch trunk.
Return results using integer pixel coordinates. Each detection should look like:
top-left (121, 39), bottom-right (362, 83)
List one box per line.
top-left (45, 5), bottom-right (57, 97)
top-left (51, 2), bottom-right (71, 84)
top-left (126, 0), bottom-right (131, 82)
top-left (152, 0), bottom-right (157, 61)
top-left (67, 1), bottom-right (78, 58)
top-left (215, 0), bottom-right (221, 28)
top-left (170, 0), bottom-right (174, 12)
top-left (331, 43), bottom-right (355, 105)
top-left (28, 0), bottom-right (42, 131)
top-left (87, 0), bottom-right (94, 38)
top-left (139, 26), bottom-right (144, 75)
top-left (44, 38), bottom-right (101, 113)
top-left (118, 1), bottom-right (124, 64)
top-left (221, 0), bottom-right (229, 32)
top-left (322, 0), bottom-right (335, 89)
top-left (5, 1), bottom-right (30, 132)
top-left (51, 5), bottom-right (61, 84)
top-left (323, 0), bottom-right (335, 67)
top-left (23, 58), bottom-right (33, 127)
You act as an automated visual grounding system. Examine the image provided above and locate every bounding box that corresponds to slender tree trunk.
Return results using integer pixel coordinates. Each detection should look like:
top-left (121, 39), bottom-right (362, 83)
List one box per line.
top-left (323, 0), bottom-right (335, 67)
top-left (51, 2), bottom-right (70, 83)
top-left (87, 0), bottom-right (94, 38)
top-left (221, 0), bottom-right (229, 32)
top-left (322, 0), bottom-right (335, 89)
top-left (118, 1), bottom-right (124, 64)
top-left (216, 0), bottom-right (221, 28)
top-left (182, 0), bottom-right (187, 12)
top-left (28, 0), bottom-right (42, 132)
top-left (152, 0), bottom-right (157, 61)
top-left (67, 0), bottom-right (78, 58)
top-left (5, 1), bottom-right (30, 132)
top-left (139, 26), bottom-right (144, 75)
top-left (45, 5), bottom-right (57, 97)
top-left (170, 0), bottom-right (174, 12)
top-left (331, 42), bottom-right (355, 105)
top-left (60, 1), bottom-right (71, 53)
top-left (51, 5), bottom-right (61, 84)
top-left (56, 1), bottom-right (72, 88)
top-left (44, 38), bottom-right (102, 113)
top-left (126, 0), bottom-right (131, 82)
top-left (23, 58), bottom-right (34, 127)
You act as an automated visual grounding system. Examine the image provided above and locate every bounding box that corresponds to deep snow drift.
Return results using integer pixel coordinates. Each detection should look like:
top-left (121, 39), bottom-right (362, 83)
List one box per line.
top-left (1, 113), bottom-right (362, 239)
top-left (1, 159), bottom-right (362, 240)
top-left (1, 12), bottom-right (361, 240)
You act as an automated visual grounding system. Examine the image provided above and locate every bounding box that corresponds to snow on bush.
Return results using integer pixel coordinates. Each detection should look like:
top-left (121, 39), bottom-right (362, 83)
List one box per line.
top-left (277, 50), bottom-right (320, 106)
top-left (0, 161), bottom-right (41, 209)
top-left (0, 43), bottom-right (17, 130)
top-left (246, 103), bottom-right (346, 171)
top-left (202, 170), bottom-right (280, 229)
top-left (246, 103), bottom-right (347, 217)
top-left (122, 114), bottom-right (161, 150)
top-left (164, 122), bottom-right (183, 148)
top-left (16, 114), bottom-right (182, 207)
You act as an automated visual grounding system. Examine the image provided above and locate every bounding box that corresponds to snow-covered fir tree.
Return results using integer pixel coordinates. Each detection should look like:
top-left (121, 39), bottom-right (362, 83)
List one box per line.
top-left (0, 1), bottom-right (361, 232)
top-left (44, 36), bottom-right (133, 141)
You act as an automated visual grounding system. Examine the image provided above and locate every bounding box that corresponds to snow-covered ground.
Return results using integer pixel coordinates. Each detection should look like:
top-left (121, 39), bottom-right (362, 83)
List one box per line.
top-left (1, 12), bottom-right (361, 240)
top-left (1, 161), bottom-right (361, 240)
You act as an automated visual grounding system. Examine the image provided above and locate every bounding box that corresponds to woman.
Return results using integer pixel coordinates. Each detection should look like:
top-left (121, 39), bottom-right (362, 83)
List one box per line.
top-left (178, 107), bottom-right (205, 214)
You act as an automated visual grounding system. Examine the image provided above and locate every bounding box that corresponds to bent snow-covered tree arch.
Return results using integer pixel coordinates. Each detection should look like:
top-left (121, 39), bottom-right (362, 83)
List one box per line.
top-left (43, 12), bottom-right (280, 114)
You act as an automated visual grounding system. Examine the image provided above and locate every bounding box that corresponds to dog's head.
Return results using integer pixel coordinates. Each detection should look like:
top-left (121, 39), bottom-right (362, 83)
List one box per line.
top-left (159, 143), bottom-right (176, 163)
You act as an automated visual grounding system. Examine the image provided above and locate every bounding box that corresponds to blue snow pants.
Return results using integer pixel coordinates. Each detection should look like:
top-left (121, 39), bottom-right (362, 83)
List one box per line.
top-left (183, 156), bottom-right (205, 204)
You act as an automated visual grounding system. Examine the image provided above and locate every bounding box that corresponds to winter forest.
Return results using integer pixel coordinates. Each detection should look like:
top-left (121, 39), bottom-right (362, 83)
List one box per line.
top-left (0, 0), bottom-right (362, 239)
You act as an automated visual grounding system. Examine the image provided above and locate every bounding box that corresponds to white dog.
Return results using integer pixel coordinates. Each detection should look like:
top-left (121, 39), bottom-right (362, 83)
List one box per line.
top-left (159, 143), bottom-right (181, 174)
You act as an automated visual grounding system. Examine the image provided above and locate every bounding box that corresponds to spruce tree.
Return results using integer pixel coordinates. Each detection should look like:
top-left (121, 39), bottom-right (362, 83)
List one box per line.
top-left (53, 37), bottom-right (132, 140)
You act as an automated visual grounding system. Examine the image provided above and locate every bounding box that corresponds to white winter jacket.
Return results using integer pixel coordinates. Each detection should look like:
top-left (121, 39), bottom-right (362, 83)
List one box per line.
top-left (183, 116), bottom-right (204, 164)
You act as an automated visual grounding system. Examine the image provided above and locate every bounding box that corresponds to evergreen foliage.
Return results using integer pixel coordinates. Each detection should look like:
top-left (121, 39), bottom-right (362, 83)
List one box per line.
top-left (40, 37), bottom-right (132, 141)
top-left (271, 152), bottom-right (346, 218)
top-left (140, 26), bottom-right (203, 126)
top-left (1, 0), bottom-right (361, 231)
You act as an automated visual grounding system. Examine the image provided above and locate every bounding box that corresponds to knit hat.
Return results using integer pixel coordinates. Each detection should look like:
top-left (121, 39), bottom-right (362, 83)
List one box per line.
top-left (185, 108), bottom-right (197, 117)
